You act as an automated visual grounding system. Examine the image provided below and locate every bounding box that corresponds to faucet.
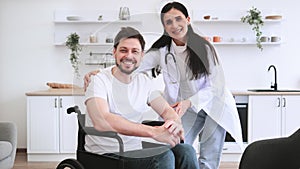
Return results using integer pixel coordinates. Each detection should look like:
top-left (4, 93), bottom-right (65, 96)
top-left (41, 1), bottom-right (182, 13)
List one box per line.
top-left (268, 65), bottom-right (277, 90)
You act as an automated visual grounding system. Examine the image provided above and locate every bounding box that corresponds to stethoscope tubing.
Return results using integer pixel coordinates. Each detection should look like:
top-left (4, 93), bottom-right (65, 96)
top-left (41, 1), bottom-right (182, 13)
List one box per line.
top-left (165, 45), bottom-right (176, 65)
top-left (165, 52), bottom-right (176, 65)
top-left (164, 47), bottom-right (179, 84)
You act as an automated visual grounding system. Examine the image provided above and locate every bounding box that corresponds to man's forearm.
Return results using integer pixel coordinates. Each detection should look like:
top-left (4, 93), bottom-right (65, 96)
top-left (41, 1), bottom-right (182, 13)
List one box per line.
top-left (149, 96), bottom-right (180, 121)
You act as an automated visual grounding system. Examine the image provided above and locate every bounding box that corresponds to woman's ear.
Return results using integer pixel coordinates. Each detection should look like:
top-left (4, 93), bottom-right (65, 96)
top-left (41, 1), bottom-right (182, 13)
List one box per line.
top-left (113, 48), bottom-right (117, 59)
top-left (187, 16), bottom-right (191, 25)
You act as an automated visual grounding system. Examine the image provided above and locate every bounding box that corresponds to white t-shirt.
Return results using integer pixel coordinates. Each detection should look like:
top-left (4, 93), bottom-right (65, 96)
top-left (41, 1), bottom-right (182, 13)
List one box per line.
top-left (84, 66), bottom-right (161, 154)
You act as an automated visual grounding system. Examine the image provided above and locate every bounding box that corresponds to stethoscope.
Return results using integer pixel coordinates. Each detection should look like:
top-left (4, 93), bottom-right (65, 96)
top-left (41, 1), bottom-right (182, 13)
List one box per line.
top-left (164, 45), bottom-right (179, 84)
top-left (165, 45), bottom-right (176, 65)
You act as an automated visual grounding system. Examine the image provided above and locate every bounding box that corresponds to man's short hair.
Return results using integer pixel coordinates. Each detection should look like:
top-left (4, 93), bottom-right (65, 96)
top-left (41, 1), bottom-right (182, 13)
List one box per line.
top-left (113, 27), bottom-right (145, 51)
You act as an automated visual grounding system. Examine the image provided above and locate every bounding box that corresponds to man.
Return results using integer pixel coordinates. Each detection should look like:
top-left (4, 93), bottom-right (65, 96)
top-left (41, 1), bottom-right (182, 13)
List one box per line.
top-left (85, 27), bottom-right (199, 169)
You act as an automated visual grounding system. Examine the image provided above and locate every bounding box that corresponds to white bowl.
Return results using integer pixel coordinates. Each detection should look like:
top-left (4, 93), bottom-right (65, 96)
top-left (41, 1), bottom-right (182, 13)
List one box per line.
top-left (66, 16), bottom-right (81, 21)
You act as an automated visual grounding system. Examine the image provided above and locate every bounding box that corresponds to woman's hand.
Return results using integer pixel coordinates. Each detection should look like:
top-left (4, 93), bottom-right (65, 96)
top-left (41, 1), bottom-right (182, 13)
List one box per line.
top-left (171, 100), bottom-right (191, 117)
top-left (163, 119), bottom-right (184, 141)
top-left (84, 70), bottom-right (100, 91)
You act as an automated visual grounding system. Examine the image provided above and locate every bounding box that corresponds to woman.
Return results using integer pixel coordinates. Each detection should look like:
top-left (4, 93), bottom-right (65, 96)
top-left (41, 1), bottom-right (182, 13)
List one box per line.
top-left (85, 2), bottom-right (243, 168)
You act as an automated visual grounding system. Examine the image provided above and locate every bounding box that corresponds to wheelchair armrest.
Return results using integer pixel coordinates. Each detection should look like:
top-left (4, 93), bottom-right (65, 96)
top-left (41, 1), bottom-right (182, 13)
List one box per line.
top-left (83, 127), bottom-right (119, 138)
top-left (84, 121), bottom-right (164, 140)
top-left (83, 127), bottom-right (124, 153)
top-left (142, 120), bottom-right (164, 126)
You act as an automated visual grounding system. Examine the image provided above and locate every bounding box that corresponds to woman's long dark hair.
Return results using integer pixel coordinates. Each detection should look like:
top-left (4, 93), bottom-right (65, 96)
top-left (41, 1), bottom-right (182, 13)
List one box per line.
top-left (148, 2), bottom-right (219, 79)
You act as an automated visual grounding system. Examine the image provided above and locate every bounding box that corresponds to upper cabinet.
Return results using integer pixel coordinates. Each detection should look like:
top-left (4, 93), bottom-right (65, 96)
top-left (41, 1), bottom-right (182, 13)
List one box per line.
top-left (191, 9), bottom-right (283, 46)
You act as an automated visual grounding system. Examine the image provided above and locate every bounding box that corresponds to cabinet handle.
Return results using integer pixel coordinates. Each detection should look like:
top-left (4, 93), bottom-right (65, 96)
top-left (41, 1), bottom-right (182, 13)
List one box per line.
top-left (282, 97), bottom-right (286, 107)
top-left (59, 98), bottom-right (63, 108)
top-left (277, 97), bottom-right (281, 107)
top-left (54, 98), bottom-right (57, 108)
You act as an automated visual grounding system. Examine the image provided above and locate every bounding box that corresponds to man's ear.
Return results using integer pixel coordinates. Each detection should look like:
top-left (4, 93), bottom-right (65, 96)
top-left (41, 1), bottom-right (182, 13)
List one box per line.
top-left (141, 51), bottom-right (145, 58)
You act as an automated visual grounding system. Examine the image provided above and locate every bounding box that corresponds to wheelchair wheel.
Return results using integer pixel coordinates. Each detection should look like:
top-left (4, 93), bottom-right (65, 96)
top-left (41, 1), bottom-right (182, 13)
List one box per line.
top-left (56, 158), bottom-right (85, 169)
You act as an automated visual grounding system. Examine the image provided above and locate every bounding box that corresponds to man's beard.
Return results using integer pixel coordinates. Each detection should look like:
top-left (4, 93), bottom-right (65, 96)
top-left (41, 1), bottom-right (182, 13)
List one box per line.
top-left (115, 59), bottom-right (138, 75)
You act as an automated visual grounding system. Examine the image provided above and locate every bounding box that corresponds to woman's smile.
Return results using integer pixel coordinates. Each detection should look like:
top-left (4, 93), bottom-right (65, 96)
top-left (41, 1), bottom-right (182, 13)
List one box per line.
top-left (172, 27), bottom-right (183, 35)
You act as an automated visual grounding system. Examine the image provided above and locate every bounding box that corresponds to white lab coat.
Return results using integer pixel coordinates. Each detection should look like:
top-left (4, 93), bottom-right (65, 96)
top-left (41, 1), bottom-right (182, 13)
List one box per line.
top-left (138, 45), bottom-right (244, 150)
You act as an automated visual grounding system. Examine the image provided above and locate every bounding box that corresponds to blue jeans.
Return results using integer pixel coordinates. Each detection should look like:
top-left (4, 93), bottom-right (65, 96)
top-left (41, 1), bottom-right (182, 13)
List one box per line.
top-left (182, 109), bottom-right (226, 169)
top-left (105, 143), bottom-right (199, 169)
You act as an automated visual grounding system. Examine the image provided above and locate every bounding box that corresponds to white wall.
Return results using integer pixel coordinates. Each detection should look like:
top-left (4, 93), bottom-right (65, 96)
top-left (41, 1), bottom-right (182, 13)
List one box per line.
top-left (0, 0), bottom-right (299, 148)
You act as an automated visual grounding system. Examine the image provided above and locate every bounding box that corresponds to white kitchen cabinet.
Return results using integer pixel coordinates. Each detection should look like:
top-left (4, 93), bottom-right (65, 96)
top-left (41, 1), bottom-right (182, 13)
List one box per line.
top-left (281, 95), bottom-right (300, 136)
top-left (249, 95), bottom-right (300, 142)
top-left (27, 95), bottom-right (85, 161)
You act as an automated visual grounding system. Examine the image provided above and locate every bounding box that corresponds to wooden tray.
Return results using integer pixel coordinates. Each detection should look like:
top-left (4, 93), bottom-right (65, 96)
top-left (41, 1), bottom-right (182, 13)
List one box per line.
top-left (265, 15), bottom-right (282, 20)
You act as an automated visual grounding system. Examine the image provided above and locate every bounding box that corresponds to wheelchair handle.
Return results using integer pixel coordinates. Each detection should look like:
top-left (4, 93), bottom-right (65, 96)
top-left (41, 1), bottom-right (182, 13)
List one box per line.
top-left (67, 106), bottom-right (124, 153)
top-left (67, 106), bottom-right (76, 114)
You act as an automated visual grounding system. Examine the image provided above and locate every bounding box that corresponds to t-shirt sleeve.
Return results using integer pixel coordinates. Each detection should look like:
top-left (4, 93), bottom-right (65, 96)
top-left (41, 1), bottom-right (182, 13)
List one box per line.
top-left (147, 76), bottom-right (163, 103)
top-left (85, 74), bottom-right (107, 105)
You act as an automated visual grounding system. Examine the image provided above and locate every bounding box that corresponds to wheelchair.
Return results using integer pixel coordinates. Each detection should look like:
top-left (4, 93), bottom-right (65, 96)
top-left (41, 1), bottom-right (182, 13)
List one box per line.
top-left (56, 106), bottom-right (164, 169)
top-left (239, 128), bottom-right (300, 169)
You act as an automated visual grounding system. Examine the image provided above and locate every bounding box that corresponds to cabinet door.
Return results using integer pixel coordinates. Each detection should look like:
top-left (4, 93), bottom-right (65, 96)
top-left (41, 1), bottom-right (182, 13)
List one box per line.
top-left (249, 95), bottom-right (281, 142)
top-left (282, 95), bottom-right (300, 137)
top-left (27, 96), bottom-right (59, 153)
top-left (59, 96), bottom-right (85, 153)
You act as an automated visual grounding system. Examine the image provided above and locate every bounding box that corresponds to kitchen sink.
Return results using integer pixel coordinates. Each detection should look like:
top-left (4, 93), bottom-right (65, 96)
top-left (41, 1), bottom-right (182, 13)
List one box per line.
top-left (248, 89), bottom-right (300, 92)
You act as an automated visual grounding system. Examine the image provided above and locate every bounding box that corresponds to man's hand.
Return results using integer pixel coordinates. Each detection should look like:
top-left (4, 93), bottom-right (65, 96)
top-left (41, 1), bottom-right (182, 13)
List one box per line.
top-left (84, 70), bottom-right (100, 91)
top-left (152, 125), bottom-right (182, 147)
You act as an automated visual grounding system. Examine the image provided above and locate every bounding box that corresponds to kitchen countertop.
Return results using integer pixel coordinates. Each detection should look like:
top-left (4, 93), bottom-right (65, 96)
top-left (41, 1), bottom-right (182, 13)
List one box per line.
top-left (25, 88), bottom-right (85, 96)
top-left (232, 90), bottom-right (300, 95)
top-left (26, 89), bottom-right (300, 96)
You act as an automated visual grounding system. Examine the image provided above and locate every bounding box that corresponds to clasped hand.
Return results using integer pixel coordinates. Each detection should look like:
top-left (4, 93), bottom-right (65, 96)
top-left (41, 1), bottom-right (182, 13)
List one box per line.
top-left (153, 119), bottom-right (184, 147)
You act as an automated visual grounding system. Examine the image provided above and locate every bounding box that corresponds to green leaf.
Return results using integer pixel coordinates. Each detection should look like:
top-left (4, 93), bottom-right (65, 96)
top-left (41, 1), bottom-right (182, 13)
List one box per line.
top-left (241, 6), bottom-right (264, 51)
top-left (66, 32), bottom-right (82, 78)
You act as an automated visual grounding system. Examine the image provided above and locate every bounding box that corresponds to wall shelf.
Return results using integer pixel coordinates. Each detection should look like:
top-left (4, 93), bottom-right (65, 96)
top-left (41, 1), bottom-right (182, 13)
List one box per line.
top-left (54, 20), bottom-right (142, 24)
top-left (85, 62), bottom-right (115, 65)
top-left (53, 9), bottom-right (143, 45)
top-left (54, 42), bottom-right (113, 46)
top-left (211, 42), bottom-right (281, 45)
top-left (193, 19), bottom-right (282, 23)
top-left (192, 9), bottom-right (283, 47)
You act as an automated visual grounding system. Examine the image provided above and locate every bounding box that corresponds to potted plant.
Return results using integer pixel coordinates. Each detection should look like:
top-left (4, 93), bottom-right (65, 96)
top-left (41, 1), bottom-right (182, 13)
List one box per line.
top-left (66, 32), bottom-right (82, 77)
top-left (241, 7), bottom-right (264, 50)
